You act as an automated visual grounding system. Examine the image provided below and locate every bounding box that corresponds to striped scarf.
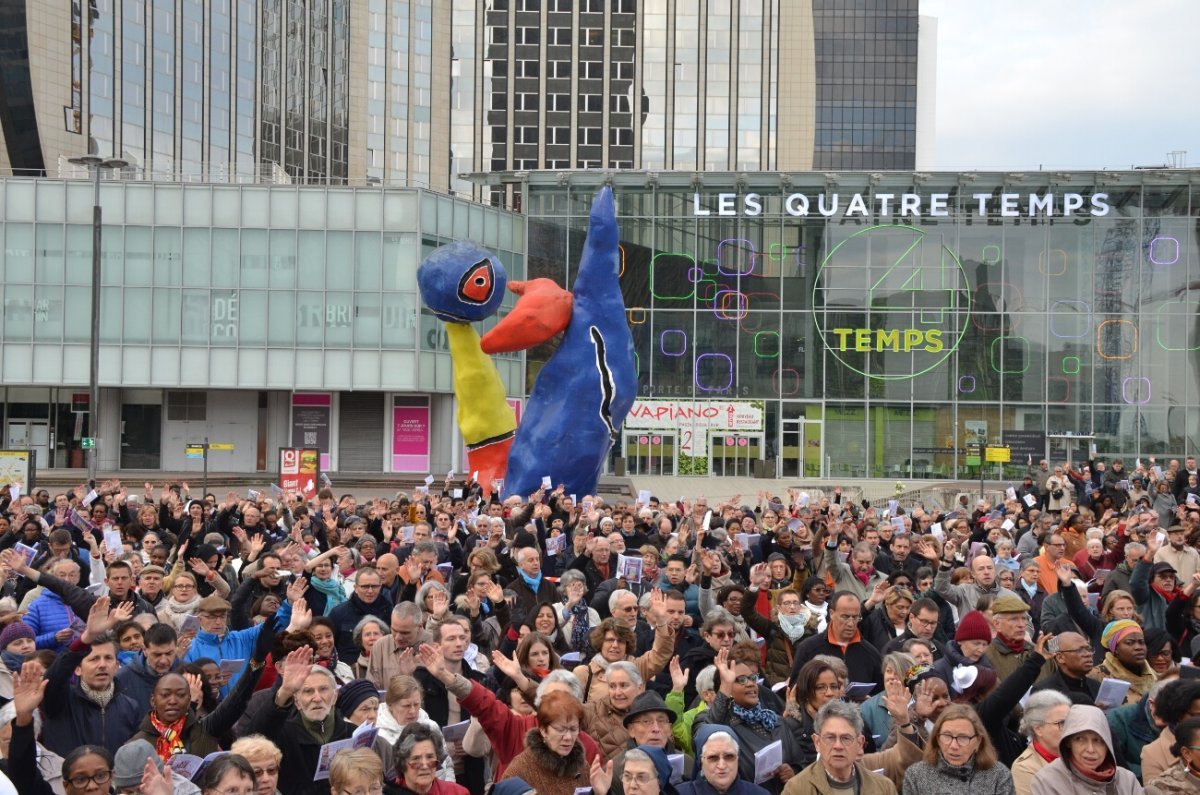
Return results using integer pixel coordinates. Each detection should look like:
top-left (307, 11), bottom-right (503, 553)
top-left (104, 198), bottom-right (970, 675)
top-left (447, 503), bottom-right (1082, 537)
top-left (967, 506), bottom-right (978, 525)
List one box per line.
top-left (149, 712), bottom-right (187, 762)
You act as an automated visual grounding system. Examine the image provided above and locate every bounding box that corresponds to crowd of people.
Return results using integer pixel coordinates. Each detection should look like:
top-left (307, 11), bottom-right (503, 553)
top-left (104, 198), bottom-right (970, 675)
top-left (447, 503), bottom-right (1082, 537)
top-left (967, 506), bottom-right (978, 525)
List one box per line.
top-left (0, 455), bottom-right (1198, 795)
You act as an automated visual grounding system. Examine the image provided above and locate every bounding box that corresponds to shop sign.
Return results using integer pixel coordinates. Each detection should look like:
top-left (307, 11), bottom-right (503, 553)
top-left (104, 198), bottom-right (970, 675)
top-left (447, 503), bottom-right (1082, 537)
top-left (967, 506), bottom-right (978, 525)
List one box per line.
top-left (279, 447), bottom-right (320, 500)
top-left (625, 400), bottom-right (763, 458)
top-left (392, 405), bottom-right (430, 472)
top-left (291, 393), bottom-right (331, 472)
top-left (692, 191), bottom-right (1111, 218)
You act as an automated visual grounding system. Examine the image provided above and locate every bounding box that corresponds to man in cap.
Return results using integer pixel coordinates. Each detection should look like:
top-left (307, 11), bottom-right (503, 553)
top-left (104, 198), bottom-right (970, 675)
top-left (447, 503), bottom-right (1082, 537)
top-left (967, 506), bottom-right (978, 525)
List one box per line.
top-left (1089, 619), bottom-right (1157, 706)
top-left (985, 594), bottom-right (1052, 682)
top-left (1131, 533), bottom-right (1179, 632)
top-left (1155, 524), bottom-right (1200, 583)
top-left (609, 690), bottom-right (689, 795)
top-left (183, 593), bottom-right (279, 694)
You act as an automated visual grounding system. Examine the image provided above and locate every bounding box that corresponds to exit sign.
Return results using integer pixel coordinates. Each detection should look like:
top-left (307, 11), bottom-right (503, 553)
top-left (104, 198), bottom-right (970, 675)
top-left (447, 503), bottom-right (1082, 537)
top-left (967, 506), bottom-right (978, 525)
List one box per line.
top-left (81, 437), bottom-right (95, 449)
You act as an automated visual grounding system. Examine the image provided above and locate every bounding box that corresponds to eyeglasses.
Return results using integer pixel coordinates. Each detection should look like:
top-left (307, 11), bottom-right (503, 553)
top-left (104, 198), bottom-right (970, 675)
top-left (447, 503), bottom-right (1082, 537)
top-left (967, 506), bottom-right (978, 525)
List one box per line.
top-left (702, 752), bottom-right (739, 765)
top-left (338, 787), bottom-right (384, 795)
top-left (732, 674), bottom-right (758, 686)
top-left (632, 714), bottom-right (672, 727)
top-left (911, 616), bottom-right (938, 628)
top-left (1057, 646), bottom-right (1094, 656)
top-left (546, 724), bottom-right (580, 736)
top-left (938, 733), bottom-right (978, 746)
top-left (67, 770), bottom-right (113, 788)
top-left (709, 631), bottom-right (735, 640)
top-left (357, 583), bottom-right (382, 590)
top-left (621, 772), bottom-right (656, 785)
top-left (819, 733), bottom-right (857, 747)
top-left (252, 766), bottom-right (279, 778)
top-left (1150, 648), bottom-right (1174, 658)
top-left (1042, 719), bottom-right (1068, 730)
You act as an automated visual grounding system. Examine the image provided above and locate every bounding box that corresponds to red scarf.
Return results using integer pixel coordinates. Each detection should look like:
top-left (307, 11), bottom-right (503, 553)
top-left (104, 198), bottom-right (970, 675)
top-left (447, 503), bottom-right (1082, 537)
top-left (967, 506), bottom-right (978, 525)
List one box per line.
top-left (1070, 757), bottom-right (1116, 783)
top-left (596, 559), bottom-right (611, 580)
top-left (1032, 740), bottom-right (1057, 763)
top-left (853, 566), bottom-right (874, 586)
top-left (148, 712), bottom-right (187, 762)
top-left (1153, 584), bottom-right (1179, 602)
top-left (999, 635), bottom-right (1026, 654)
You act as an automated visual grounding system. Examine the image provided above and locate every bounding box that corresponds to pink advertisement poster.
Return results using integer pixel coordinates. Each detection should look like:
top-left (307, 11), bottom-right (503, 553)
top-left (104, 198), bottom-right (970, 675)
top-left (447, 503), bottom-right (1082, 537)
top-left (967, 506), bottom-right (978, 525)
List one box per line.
top-left (392, 405), bottom-right (430, 472)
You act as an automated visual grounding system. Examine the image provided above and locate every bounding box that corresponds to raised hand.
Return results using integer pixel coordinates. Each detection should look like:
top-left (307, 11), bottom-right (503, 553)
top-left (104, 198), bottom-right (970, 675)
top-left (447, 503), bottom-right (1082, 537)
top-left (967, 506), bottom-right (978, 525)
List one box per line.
top-left (405, 554), bottom-right (423, 583)
top-left (11, 661), bottom-right (47, 721)
top-left (715, 647), bottom-right (737, 694)
top-left (184, 672), bottom-right (204, 704)
top-left (285, 575), bottom-right (309, 604)
top-left (277, 646), bottom-right (314, 700)
top-left (490, 650), bottom-right (524, 682)
top-left (187, 556), bottom-right (211, 578)
top-left (417, 642), bottom-right (446, 679)
top-left (565, 579), bottom-right (586, 608)
top-left (396, 646), bottom-right (418, 676)
top-left (485, 581), bottom-right (506, 605)
top-left (749, 562), bottom-right (769, 589)
top-left (1034, 632), bottom-right (1056, 660)
top-left (590, 756), bottom-right (614, 795)
top-left (81, 596), bottom-right (115, 644)
top-left (140, 757), bottom-right (174, 795)
top-left (882, 677), bottom-right (911, 722)
top-left (429, 589), bottom-right (450, 618)
top-left (669, 655), bottom-right (690, 693)
top-left (109, 599), bottom-right (135, 625)
top-left (646, 588), bottom-right (667, 624)
top-left (287, 598), bottom-right (313, 632)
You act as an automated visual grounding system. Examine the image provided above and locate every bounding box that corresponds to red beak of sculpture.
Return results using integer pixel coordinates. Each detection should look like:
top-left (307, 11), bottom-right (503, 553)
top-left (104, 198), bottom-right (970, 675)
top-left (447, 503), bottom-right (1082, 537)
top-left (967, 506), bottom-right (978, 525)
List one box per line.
top-left (480, 279), bottom-right (573, 353)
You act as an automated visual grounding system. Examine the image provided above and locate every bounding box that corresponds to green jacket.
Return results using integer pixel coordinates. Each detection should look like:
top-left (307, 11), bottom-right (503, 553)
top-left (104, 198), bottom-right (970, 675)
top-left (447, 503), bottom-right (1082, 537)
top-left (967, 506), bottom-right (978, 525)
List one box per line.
top-left (1106, 693), bottom-right (1161, 781)
top-left (666, 689), bottom-right (706, 757)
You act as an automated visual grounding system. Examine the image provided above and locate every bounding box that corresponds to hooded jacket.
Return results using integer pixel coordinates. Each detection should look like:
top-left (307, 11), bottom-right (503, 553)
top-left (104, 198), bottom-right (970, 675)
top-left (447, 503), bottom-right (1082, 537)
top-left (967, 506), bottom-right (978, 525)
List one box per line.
top-left (372, 702), bottom-right (456, 783)
top-left (675, 723), bottom-right (773, 795)
top-left (1029, 705), bottom-right (1141, 795)
top-left (114, 650), bottom-right (181, 714)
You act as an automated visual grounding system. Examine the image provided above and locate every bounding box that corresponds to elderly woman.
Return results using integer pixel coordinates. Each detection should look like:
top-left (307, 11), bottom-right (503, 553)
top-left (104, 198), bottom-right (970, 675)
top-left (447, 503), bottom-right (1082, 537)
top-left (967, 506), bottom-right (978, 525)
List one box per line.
top-left (229, 735), bottom-right (283, 795)
top-left (501, 690), bottom-right (613, 795)
top-left (1010, 691), bottom-right (1071, 795)
top-left (901, 705), bottom-right (1015, 795)
top-left (860, 652), bottom-right (915, 747)
top-left (336, 678), bottom-right (381, 727)
top-left (676, 726), bottom-right (771, 795)
top-left (352, 614), bottom-right (391, 679)
top-left (387, 723), bottom-right (470, 795)
top-left (374, 674), bottom-right (456, 781)
top-left (555, 569), bottom-right (600, 652)
top-left (417, 581), bottom-right (453, 631)
top-left (330, 748), bottom-right (384, 795)
top-left (572, 593), bottom-right (676, 704)
top-left (157, 571), bottom-right (202, 630)
top-left (454, 571), bottom-right (510, 657)
top-left (1030, 705), bottom-right (1141, 795)
top-left (582, 660), bottom-right (643, 759)
top-left (862, 587), bottom-right (913, 653)
top-left (693, 644), bottom-right (802, 792)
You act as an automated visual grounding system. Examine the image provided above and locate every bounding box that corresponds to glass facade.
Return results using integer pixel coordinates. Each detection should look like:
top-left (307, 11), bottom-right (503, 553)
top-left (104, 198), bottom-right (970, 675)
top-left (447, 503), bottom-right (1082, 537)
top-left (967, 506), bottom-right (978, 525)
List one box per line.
top-left (523, 171), bottom-right (1200, 479)
top-left (0, 178), bottom-right (525, 395)
top-left (813, 0), bottom-right (918, 170)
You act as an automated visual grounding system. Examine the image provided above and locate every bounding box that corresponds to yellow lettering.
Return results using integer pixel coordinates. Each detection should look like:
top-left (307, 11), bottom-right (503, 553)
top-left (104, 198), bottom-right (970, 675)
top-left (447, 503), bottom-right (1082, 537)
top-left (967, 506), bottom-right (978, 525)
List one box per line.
top-left (925, 329), bottom-right (943, 353)
top-left (831, 328), bottom-right (854, 350)
top-left (876, 329), bottom-right (900, 352)
top-left (854, 329), bottom-right (872, 352)
top-left (903, 329), bottom-right (923, 352)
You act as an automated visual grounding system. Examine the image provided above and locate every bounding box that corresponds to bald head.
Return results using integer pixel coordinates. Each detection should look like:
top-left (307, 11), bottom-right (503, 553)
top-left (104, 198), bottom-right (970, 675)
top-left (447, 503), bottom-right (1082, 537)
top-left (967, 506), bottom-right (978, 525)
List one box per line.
top-left (1051, 631), bottom-right (1092, 677)
top-left (970, 555), bottom-right (996, 588)
top-left (376, 553), bottom-right (399, 583)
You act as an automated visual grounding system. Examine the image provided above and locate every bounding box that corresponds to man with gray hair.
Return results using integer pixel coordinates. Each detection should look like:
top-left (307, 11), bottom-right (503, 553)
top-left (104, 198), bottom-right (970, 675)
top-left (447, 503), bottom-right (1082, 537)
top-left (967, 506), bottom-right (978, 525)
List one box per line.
top-left (365, 601), bottom-right (430, 688)
top-left (1103, 540), bottom-right (1146, 598)
top-left (787, 699), bottom-right (895, 794)
top-left (247, 646), bottom-right (352, 795)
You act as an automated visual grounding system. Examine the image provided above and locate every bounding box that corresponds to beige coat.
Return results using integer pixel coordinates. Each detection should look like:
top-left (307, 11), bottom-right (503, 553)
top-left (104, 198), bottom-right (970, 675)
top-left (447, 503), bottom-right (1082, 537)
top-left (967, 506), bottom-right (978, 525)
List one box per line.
top-left (784, 760), bottom-right (897, 795)
top-left (1011, 744), bottom-right (1050, 795)
top-left (1029, 705), bottom-right (1143, 795)
top-left (1141, 728), bottom-right (1177, 785)
top-left (571, 623), bottom-right (675, 704)
top-left (1147, 763), bottom-right (1200, 795)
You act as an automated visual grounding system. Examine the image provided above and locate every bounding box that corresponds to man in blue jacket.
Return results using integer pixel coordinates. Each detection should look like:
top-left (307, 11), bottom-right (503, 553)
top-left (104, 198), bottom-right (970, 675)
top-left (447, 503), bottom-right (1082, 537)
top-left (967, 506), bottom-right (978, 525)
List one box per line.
top-left (184, 593), bottom-right (279, 694)
top-left (23, 557), bottom-right (84, 653)
top-left (40, 596), bottom-right (142, 757)
top-left (114, 622), bottom-right (181, 713)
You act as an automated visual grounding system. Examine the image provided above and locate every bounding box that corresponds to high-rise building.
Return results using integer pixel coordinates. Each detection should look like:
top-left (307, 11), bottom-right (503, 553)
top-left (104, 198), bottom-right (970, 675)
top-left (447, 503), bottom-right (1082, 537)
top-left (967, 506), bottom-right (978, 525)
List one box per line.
top-left (455, 0), bottom-right (934, 204)
top-left (1, 0), bottom-right (932, 196)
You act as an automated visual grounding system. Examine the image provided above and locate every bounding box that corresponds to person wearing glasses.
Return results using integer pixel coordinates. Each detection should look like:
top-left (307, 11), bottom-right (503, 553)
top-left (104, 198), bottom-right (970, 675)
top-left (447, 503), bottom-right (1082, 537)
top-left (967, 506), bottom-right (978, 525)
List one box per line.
top-left (229, 735), bottom-right (283, 795)
top-left (675, 726), bottom-right (771, 795)
top-left (901, 704), bottom-right (1014, 795)
top-left (782, 700), bottom-right (898, 795)
top-left (1029, 705), bottom-right (1141, 795)
top-left (790, 591), bottom-right (884, 693)
top-left (329, 566), bottom-right (394, 666)
top-left (499, 690), bottom-right (613, 795)
top-left (694, 645), bottom-right (802, 793)
top-left (1031, 632), bottom-right (1101, 705)
top-left (1009, 691), bottom-right (1071, 795)
top-left (328, 747), bottom-right (386, 795)
top-left (1146, 714), bottom-right (1200, 795)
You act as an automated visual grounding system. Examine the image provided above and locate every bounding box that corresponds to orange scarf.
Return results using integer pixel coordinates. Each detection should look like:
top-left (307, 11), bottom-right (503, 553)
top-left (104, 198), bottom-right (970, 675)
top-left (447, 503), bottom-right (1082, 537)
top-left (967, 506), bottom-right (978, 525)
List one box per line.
top-left (149, 712), bottom-right (187, 762)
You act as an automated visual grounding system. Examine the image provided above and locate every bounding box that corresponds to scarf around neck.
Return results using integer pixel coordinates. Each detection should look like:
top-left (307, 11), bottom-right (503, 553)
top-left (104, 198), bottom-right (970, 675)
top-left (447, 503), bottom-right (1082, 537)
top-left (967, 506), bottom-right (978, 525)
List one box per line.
top-left (308, 574), bottom-right (348, 614)
top-left (80, 680), bottom-right (115, 710)
top-left (1032, 739), bottom-right (1057, 763)
top-left (519, 569), bottom-right (543, 593)
top-left (163, 594), bottom-right (201, 617)
top-left (732, 702), bottom-right (780, 734)
top-left (1069, 756), bottom-right (1116, 783)
top-left (149, 712), bottom-right (187, 761)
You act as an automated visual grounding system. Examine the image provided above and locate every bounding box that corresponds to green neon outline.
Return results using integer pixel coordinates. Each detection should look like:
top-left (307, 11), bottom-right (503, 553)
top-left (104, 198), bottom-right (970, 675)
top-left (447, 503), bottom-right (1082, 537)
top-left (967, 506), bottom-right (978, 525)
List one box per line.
top-left (1155, 302), bottom-right (1200, 351)
top-left (1062, 356), bottom-right (1081, 374)
top-left (754, 331), bottom-right (780, 358)
top-left (990, 336), bottom-right (1031, 374)
top-left (982, 244), bottom-right (1001, 265)
top-left (650, 252), bottom-right (696, 301)
top-left (811, 225), bottom-right (972, 381)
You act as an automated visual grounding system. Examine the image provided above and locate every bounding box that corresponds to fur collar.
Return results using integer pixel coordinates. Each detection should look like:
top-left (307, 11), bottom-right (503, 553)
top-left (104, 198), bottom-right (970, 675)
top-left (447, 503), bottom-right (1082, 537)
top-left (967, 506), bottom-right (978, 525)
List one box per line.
top-left (524, 728), bottom-right (586, 777)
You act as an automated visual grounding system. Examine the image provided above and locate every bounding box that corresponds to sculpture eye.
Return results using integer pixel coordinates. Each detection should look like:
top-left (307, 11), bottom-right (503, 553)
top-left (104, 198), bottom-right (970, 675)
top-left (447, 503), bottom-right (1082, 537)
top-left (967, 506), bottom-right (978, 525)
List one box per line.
top-left (458, 259), bottom-right (495, 304)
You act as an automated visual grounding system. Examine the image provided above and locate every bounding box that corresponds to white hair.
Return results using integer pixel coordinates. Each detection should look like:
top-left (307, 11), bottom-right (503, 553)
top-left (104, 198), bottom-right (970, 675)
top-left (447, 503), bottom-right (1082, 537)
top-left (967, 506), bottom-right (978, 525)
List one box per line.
top-left (607, 660), bottom-right (643, 688)
top-left (609, 589), bottom-right (635, 612)
top-left (535, 669), bottom-right (583, 705)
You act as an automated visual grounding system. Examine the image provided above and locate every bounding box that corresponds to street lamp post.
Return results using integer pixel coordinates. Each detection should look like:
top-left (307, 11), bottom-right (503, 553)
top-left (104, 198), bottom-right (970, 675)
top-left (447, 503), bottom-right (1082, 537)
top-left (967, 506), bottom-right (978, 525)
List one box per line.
top-left (67, 155), bottom-right (127, 487)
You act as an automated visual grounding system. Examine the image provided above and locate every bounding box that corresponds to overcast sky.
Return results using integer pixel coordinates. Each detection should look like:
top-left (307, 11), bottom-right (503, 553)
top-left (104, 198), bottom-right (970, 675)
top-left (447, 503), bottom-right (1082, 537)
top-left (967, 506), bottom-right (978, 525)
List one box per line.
top-left (920, 0), bottom-right (1200, 171)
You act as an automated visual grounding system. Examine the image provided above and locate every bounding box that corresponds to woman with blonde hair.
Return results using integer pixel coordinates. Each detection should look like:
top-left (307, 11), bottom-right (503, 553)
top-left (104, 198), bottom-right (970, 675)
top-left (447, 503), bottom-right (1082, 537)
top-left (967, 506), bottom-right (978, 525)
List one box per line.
top-left (328, 747), bottom-right (384, 795)
top-left (228, 735), bottom-right (283, 795)
top-left (902, 705), bottom-right (1014, 795)
top-left (373, 673), bottom-right (456, 782)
